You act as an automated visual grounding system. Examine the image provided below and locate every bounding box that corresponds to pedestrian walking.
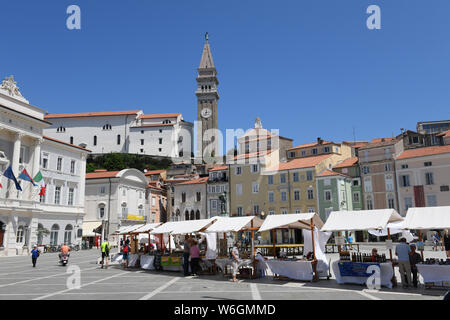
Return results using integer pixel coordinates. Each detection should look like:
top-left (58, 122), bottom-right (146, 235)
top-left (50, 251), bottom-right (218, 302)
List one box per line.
top-left (30, 245), bottom-right (41, 268)
top-left (409, 243), bottom-right (422, 288)
top-left (395, 238), bottom-right (412, 288)
top-left (100, 238), bottom-right (110, 269)
top-left (433, 232), bottom-right (440, 251)
top-left (231, 241), bottom-right (241, 283)
top-left (183, 236), bottom-right (191, 276)
top-left (443, 229), bottom-right (450, 258)
top-left (189, 239), bottom-right (201, 276)
top-left (122, 239), bottom-right (130, 268)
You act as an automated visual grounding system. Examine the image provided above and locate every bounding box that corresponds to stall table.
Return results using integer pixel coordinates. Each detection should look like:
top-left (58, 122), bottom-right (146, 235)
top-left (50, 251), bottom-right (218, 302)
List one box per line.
top-left (265, 259), bottom-right (329, 281)
top-left (128, 254), bottom-right (139, 267)
top-left (332, 261), bottom-right (394, 288)
top-left (215, 258), bottom-right (253, 276)
top-left (140, 255), bottom-right (156, 270)
top-left (416, 264), bottom-right (450, 288)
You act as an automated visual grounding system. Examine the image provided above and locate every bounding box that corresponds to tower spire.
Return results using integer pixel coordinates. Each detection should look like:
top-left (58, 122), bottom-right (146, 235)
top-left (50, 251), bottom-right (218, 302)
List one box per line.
top-left (199, 33), bottom-right (215, 69)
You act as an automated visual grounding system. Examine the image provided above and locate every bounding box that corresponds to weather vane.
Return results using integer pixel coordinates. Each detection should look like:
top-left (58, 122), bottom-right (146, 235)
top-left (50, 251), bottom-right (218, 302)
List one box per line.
top-left (205, 32), bottom-right (209, 41)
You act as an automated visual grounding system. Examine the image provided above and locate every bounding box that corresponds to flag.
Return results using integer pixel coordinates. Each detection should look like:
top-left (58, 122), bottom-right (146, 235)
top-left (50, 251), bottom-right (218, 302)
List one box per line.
top-left (3, 166), bottom-right (22, 191)
top-left (19, 169), bottom-right (37, 186)
top-left (33, 171), bottom-right (45, 196)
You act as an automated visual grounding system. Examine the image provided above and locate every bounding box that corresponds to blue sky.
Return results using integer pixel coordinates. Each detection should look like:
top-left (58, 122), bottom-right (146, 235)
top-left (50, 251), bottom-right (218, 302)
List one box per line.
top-left (1, 0), bottom-right (449, 149)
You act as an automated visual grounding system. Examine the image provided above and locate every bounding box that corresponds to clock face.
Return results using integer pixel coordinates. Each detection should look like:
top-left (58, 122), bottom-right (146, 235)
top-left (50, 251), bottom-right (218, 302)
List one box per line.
top-left (201, 107), bottom-right (212, 118)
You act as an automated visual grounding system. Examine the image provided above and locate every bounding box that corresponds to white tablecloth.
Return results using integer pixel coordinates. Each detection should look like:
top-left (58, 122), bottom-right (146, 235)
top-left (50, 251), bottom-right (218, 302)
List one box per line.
top-left (140, 255), bottom-right (155, 270)
top-left (332, 261), bottom-right (393, 288)
top-left (417, 264), bottom-right (450, 283)
top-left (215, 258), bottom-right (252, 272)
top-left (266, 260), bottom-right (314, 281)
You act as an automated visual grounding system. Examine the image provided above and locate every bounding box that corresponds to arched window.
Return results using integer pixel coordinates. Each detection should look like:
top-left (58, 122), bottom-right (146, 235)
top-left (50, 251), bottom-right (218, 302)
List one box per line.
top-left (64, 225), bottom-right (73, 244)
top-left (162, 120), bottom-right (172, 124)
top-left (93, 136), bottom-right (97, 146)
top-left (195, 210), bottom-right (200, 220)
top-left (117, 134), bottom-right (121, 145)
top-left (102, 124), bottom-right (112, 130)
top-left (98, 204), bottom-right (105, 219)
top-left (185, 210), bottom-right (189, 221)
top-left (37, 223), bottom-right (44, 245)
top-left (176, 209), bottom-right (180, 222)
top-left (50, 224), bottom-right (59, 245)
top-left (121, 202), bottom-right (128, 218)
top-left (366, 196), bottom-right (373, 210)
top-left (16, 226), bottom-right (24, 243)
top-left (57, 126), bottom-right (66, 133)
top-left (190, 210), bottom-right (195, 220)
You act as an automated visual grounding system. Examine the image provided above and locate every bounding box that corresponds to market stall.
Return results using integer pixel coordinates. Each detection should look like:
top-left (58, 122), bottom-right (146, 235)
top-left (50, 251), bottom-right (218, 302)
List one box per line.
top-left (128, 223), bottom-right (162, 270)
top-left (403, 206), bottom-right (450, 288)
top-left (257, 213), bottom-right (325, 281)
top-left (321, 209), bottom-right (404, 288)
top-left (204, 216), bottom-right (264, 277)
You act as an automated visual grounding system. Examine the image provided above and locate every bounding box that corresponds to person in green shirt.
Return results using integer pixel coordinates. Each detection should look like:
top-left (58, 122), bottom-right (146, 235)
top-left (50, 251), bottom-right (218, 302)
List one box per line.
top-left (100, 238), bottom-right (110, 269)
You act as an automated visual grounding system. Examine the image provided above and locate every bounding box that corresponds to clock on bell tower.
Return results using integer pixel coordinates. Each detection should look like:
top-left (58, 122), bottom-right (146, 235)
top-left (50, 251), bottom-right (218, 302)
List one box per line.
top-left (196, 33), bottom-right (219, 163)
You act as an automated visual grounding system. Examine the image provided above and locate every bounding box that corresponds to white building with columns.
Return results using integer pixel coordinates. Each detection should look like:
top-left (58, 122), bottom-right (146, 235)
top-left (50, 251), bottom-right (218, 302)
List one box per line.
top-left (0, 76), bottom-right (89, 256)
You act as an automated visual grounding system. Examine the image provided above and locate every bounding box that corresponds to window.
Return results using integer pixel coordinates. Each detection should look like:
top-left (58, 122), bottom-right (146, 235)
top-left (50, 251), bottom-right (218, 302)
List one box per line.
top-left (268, 175), bottom-right (274, 185)
top-left (122, 188), bottom-right (126, 196)
top-left (98, 205), bottom-right (105, 219)
top-left (100, 186), bottom-right (106, 194)
top-left (141, 139), bottom-right (144, 145)
top-left (352, 191), bottom-right (360, 203)
top-left (141, 130), bottom-right (144, 134)
top-left (384, 148), bottom-right (391, 159)
top-left (152, 197), bottom-right (156, 206)
top-left (54, 186), bottom-right (61, 204)
top-left (252, 182), bottom-right (259, 193)
top-left (236, 184), bottom-right (243, 195)
top-left (362, 166), bottom-right (370, 174)
top-left (102, 124), bottom-right (112, 130)
top-left (182, 192), bottom-right (186, 203)
top-left (196, 192), bottom-right (201, 202)
top-left (268, 191), bottom-right (274, 203)
top-left (158, 148), bottom-right (162, 152)
top-left (294, 190), bottom-right (300, 201)
top-left (324, 190), bottom-right (332, 201)
top-left (159, 138), bottom-right (163, 144)
top-left (280, 173), bottom-right (287, 184)
top-left (400, 175), bottom-right (410, 187)
top-left (68, 188), bottom-right (74, 206)
top-left (138, 205), bottom-right (145, 216)
top-left (251, 164), bottom-right (259, 173)
top-left (387, 195), bottom-right (395, 209)
top-left (308, 207), bottom-right (315, 213)
top-left (427, 194), bottom-right (437, 207)
top-left (159, 129), bottom-right (162, 133)
top-left (237, 207), bottom-right (243, 216)
top-left (366, 196), bottom-right (373, 210)
top-left (324, 178), bottom-right (331, 186)
top-left (140, 149), bottom-right (144, 153)
top-left (404, 197), bottom-right (413, 211)
top-left (301, 150), bottom-right (306, 157)
top-left (306, 171), bottom-right (313, 181)
top-left (425, 172), bottom-right (434, 185)
top-left (289, 151), bottom-right (296, 158)
top-left (121, 203), bottom-right (128, 218)
top-left (16, 226), bottom-right (24, 243)
top-left (64, 225), bottom-right (73, 244)
top-left (401, 164), bottom-right (408, 169)
top-left (281, 209), bottom-right (288, 215)
top-left (312, 148), bottom-right (318, 155)
top-left (352, 179), bottom-right (359, 186)
top-left (57, 157), bottom-right (63, 171)
top-left (70, 160), bottom-right (76, 174)
top-left (424, 162), bottom-right (432, 167)
top-left (295, 208), bottom-right (301, 214)
top-left (385, 163), bottom-right (391, 171)
top-left (307, 188), bottom-right (314, 200)
top-left (42, 153), bottom-right (49, 169)
top-left (70, 136), bottom-right (74, 144)
top-left (385, 175), bottom-right (394, 191)
top-left (211, 200), bottom-right (218, 210)
top-left (363, 151), bottom-right (369, 161)
top-left (117, 135), bottom-right (121, 145)
top-left (441, 185), bottom-right (449, 192)
top-left (268, 210), bottom-right (275, 215)
top-left (50, 224), bottom-right (59, 245)
top-left (93, 136), bottom-right (97, 146)
top-left (323, 146), bottom-right (330, 153)
top-left (281, 190), bottom-right (287, 202)
top-left (293, 172), bottom-right (299, 182)
top-left (235, 167), bottom-right (242, 175)
top-left (253, 205), bottom-right (259, 215)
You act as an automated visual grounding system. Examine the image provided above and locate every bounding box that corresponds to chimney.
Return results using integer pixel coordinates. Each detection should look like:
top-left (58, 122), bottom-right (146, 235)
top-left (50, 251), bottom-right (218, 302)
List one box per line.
top-left (317, 137), bottom-right (322, 145)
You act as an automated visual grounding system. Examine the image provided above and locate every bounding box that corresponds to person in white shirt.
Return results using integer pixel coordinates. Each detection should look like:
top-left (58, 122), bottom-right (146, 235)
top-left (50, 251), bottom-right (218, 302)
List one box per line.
top-left (231, 242), bottom-right (241, 283)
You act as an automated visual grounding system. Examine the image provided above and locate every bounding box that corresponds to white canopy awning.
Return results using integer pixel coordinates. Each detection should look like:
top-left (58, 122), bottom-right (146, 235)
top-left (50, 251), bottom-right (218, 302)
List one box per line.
top-left (404, 206), bottom-right (450, 230)
top-left (131, 223), bottom-right (162, 234)
top-left (205, 216), bottom-right (264, 233)
top-left (118, 224), bottom-right (144, 235)
top-left (150, 221), bottom-right (180, 235)
top-left (170, 218), bottom-right (218, 235)
top-left (258, 213), bottom-right (324, 232)
top-left (321, 209), bottom-right (403, 232)
top-left (81, 221), bottom-right (102, 237)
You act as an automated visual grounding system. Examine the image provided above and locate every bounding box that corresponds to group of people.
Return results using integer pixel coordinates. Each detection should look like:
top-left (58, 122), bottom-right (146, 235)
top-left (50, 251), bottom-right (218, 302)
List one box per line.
top-left (29, 243), bottom-right (71, 268)
top-left (395, 238), bottom-right (427, 288)
top-left (182, 236), bottom-right (201, 276)
top-left (432, 229), bottom-right (450, 255)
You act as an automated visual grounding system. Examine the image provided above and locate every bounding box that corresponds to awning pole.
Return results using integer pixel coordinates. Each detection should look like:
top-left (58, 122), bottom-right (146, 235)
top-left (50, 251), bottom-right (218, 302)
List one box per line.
top-left (387, 228), bottom-right (393, 261)
top-left (251, 220), bottom-right (255, 278)
top-left (310, 218), bottom-right (318, 281)
top-left (272, 229), bottom-right (276, 258)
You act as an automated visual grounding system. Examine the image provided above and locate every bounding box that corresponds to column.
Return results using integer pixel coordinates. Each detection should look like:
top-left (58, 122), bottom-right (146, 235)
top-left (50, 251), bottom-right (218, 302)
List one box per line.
top-left (5, 214), bottom-right (18, 256)
top-left (78, 153), bottom-right (87, 206)
top-left (28, 216), bottom-right (38, 247)
top-left (10, 133), bottom-right (23, 200)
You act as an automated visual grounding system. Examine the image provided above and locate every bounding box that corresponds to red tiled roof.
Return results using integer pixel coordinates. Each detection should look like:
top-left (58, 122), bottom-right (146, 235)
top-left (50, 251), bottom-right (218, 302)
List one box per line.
top-left (43, 136), bottom-right (91, 152)
top-left (177, 177), bottom-right (209, 185)
top-left (359, 138), bottom-right (399, 150)
top-left (233, 150), bottom-right (274, 161)
top-left (396, 145), bottom-right (450, 160)
top-left (288, 141), bottom-right (333, 150)
top-left (437, 130), bottom-right (450, 138)
top-left (132, 123), bottom-right (175, 128)
top-left (267, 154), bottom-right (332, 172)
top-left (209, 166), bottom-right (228, 172)
top-left (140, 113), bottom-right (180, 119)
top-left (147, 181), bottom-right (164, 190)
top-left (144, 170), bottom-right (166, 176)
top-left (45, 110), bottom-right (141, 119)
top-left (86, 171), bottom-right (120, 179)
top-left (318, 169), bottom-right (349, 178)
top-left (334, 157), bottom-right (358, 168)
top-left (371, 137), bottom-right (396, 143)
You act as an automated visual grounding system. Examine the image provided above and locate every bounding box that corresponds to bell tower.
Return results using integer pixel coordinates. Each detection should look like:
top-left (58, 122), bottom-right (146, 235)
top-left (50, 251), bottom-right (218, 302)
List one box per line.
top-left (196, 33), bottom-right (219, 163)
